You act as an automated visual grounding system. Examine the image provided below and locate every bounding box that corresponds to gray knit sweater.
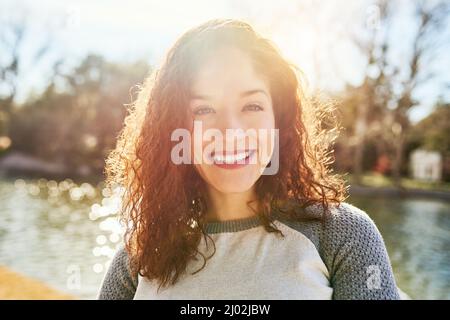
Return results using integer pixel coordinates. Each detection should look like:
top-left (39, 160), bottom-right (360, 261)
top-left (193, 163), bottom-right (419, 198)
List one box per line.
top-left (97, 202), bottom-right (401, 300)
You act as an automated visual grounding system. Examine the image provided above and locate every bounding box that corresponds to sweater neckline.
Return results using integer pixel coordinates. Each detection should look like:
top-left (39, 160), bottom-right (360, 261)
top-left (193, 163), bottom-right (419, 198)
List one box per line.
top-left (203, 212), bottom-right (283, 234)
top-left (203, 214), bottom-right (264, 234)
top-left (201, 202), bottom-right (321, 234)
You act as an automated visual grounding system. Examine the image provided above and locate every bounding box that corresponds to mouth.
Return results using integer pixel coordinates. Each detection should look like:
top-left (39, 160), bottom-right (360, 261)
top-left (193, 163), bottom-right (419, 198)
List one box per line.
top-left (210, 149), bottom-right (257, 169)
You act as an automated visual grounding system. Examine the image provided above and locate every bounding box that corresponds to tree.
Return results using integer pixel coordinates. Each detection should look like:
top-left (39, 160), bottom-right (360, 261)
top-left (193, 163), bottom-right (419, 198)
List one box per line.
top-left (389, 1), bottom-right (450, 185)
top-left (408, 101), bottom-right (450, 154)
top-left (0, 13), bottom-right (51, 138)
top-left (341, 0), bottom-right (449, 186)
top-left (9, 55), bottom-right (150, 176)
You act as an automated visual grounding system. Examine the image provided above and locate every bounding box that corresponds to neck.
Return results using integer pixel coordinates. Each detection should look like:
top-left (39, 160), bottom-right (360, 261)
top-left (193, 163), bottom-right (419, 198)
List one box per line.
top-left (204, 186), bottom-right (259, 222)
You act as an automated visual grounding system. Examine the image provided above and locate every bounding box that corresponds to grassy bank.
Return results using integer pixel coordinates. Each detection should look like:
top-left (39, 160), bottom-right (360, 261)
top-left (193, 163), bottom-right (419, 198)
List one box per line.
top-left (0, 266), bottom-right (76, 300)
top-left (346, 173), bottom-right (450, 192)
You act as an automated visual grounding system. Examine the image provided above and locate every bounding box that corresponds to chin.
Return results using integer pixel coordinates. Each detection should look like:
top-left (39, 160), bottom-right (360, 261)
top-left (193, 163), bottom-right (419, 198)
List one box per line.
top-left (200, 166), bottom-right (261, 194)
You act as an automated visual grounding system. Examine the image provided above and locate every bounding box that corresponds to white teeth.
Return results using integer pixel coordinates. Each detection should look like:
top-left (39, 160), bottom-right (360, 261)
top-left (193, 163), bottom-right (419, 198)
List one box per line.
top-left (213, 151), bottom-right (250, 164)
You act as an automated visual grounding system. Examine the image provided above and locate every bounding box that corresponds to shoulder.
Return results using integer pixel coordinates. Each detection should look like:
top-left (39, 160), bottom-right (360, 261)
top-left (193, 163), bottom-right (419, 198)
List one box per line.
top-left (274, 201), bottom-right (383, 253)
top-left (323, 203), bottom-right (400, 299)
top-left (97, 245), bottom-right (138, 300)
top-left (277, 201), bottom-right (389, 274)
top-left (320, 202), bottom-right (382, 243)
top-left (108, 245), bottom-right (135, 275)
top-left (302, 202), bottom-right (400, 299)
top-left (302, 201), bottom-right (387, 260)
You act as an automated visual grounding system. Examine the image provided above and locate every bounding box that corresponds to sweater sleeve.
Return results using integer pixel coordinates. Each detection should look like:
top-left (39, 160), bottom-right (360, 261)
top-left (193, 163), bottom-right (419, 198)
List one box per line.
top-left (97, 246), bottom-right (138, 300)
top-left (320, 203), bottom-right (401, 300)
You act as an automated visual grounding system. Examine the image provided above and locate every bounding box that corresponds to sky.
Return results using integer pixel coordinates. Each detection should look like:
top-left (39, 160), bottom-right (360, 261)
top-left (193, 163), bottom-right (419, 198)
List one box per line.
top-left (1, 0), bottom-right (449, 123)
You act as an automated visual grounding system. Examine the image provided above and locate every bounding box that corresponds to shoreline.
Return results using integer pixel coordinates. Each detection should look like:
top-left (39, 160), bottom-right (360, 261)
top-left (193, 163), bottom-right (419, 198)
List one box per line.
top-left (349, 184), bottom-right (450, 202)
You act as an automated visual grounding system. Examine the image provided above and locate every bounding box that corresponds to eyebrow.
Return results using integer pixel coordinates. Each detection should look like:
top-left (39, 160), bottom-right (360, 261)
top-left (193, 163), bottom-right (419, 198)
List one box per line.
top-left (190, 89), bottom-right (269, 100)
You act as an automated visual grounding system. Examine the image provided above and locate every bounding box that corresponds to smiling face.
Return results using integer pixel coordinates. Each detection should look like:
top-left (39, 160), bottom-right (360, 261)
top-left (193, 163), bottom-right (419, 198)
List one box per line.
top-left (189, 47), bottom-right (276, 194)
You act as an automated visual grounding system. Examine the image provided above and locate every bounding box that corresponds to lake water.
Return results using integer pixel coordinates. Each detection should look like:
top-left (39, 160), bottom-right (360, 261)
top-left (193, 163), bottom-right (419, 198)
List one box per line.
top-left (0, 178), bottom-right (449, 299)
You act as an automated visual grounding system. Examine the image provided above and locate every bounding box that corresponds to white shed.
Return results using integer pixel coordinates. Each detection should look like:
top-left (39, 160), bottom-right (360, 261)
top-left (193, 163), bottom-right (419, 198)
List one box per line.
top-left (410, 149), bottom-right (442, 182)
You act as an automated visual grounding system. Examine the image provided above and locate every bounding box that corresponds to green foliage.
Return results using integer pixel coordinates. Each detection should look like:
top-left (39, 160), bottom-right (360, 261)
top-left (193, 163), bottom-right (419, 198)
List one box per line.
top-left (408, 102), bottom-right (450, 155)
top-left (7, 55), bottom-right (150, 176)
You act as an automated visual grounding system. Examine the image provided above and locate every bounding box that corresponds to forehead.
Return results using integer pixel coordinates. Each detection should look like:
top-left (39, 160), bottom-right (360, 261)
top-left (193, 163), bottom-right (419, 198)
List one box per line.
top-left (190, 47), bottom-right (269, 98)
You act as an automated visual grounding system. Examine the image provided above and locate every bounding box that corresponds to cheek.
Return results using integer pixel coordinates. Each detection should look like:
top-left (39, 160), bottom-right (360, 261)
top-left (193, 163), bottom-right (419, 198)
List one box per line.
top-left (255, 110), bottom-right (276, 168)
top-left (191, 131), bottom-right (202, 164)
top-left (251, 107), bottom-right (275, 130)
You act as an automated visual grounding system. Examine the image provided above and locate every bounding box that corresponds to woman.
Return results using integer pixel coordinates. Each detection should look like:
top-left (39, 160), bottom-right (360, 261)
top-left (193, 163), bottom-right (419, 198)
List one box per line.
top-left (98, 19), bottom-right (400, 300)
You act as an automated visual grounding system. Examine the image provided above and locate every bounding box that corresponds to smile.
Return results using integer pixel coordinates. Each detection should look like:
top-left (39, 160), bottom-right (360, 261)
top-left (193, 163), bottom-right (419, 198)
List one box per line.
top-left (211, 150), bottom-right (257, 169)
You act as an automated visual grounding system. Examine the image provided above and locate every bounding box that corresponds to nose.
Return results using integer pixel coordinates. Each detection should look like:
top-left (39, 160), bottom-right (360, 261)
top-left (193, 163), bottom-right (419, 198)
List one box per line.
top-left (216, 107), bottom-right (242, 131)
top-left (216, 108), bottom-right (247, 150)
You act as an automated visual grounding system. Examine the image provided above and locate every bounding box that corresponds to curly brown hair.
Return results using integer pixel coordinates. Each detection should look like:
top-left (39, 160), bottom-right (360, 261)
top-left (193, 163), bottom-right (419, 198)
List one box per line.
top-left (105, 19), bottom-right (348, 290)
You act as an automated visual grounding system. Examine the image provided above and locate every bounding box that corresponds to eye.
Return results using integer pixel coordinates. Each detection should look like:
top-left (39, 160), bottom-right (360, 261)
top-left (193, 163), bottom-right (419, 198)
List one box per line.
top-left (243, 103), bottom-right (264, 112)
top-left (193, 106), bottom-right (215, 116)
